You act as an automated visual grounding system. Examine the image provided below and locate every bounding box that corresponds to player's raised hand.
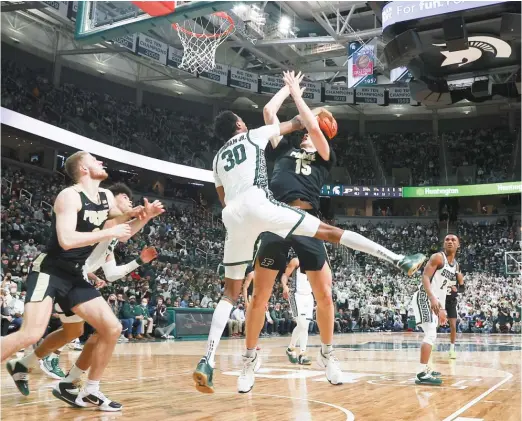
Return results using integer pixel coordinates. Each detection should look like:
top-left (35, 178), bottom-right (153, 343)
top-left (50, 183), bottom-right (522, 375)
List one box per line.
top-left (283, 70), bottom-right (305, 98)
top-left (128, 205), bottom-right (147, 220)
top-left (143, 198), bottom-right (165, 219)
top-left (110, 223), bottom-right (132, 240)
top-left (140, 246), bottom-right (158, 263)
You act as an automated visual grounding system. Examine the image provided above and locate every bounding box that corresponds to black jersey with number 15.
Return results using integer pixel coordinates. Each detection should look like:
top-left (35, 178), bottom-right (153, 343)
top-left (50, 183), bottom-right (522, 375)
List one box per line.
top-left (268, 138), bottom-right (335, 211)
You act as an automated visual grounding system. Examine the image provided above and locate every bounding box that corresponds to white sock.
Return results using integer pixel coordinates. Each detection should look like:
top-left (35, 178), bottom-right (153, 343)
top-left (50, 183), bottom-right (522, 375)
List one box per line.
top-left (340, 231), bottom-right (402, 264)
top-left (49, 352), bottom-right (58, 359)
top-left (418, 363), bottom-right (429, 374)
top-left (204, 299), bottom-right (233, 367)
top-left (19, 351), bottom-right (39, 369)
top-left (299, 322), bottom-right (309, 354)
top-left (321, 343), bottom-right (333, 355)
top-left (289, 325), bottom-right (299, 349)
top-left (450, 343), bottom-right (455, 352)
top-left (65, 364), bottom-right (85, 382)
top-left (57, 346), bottom-right (65, 352)
top-left (85, 379), bottom-right (100, 395)
top-left (244, 348), bottom-right (255, 358)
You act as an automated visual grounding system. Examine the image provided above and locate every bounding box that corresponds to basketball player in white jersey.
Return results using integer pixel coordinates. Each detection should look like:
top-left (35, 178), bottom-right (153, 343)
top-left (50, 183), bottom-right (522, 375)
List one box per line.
top-left (282, 257), bottom-right (314, 365)
top-left (193, 70), bottom-right (426, 394)
top-left (8, 183), bottom-right (164, 408)
top-left (412, 234), bottom-right (460, 385)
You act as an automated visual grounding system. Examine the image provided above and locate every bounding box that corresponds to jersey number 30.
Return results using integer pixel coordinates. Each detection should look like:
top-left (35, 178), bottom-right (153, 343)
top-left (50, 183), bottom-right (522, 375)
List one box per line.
top-left (222, 144), bottom-right (247, 172)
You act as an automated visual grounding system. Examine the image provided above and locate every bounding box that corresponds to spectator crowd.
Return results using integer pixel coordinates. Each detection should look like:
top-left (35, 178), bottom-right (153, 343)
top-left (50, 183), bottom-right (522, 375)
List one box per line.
top-left (1, 162), bottom-right (520, 340)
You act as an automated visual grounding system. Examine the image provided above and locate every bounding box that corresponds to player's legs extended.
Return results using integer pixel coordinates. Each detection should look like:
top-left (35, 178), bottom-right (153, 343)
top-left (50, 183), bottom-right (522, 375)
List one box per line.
top-left (449, 318), bottom-right (457, 358)
top-left (245, 265), bottom-right (278, 350)
top-left (34, 322), bottom-right (84, 360)
top-left (75, 332), bottom-right (98, 372)
top-left (2, 297), bottom-right (53, 362)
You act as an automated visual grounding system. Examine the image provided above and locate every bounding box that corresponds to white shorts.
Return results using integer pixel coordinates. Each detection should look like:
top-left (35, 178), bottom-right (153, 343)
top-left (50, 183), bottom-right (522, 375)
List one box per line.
top-left (411, 290), bottom-right (435, 325)
top-left (222, 188), bottom-right (321, 279)
top-left (290, 292), bottom-right (314, 320)
top-left (55, 303), bottom-right (84, 324)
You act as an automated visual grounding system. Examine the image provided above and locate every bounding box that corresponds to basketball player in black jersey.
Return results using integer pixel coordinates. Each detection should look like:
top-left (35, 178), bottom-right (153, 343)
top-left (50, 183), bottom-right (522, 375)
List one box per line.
top-left (239, 72), bottom-right (426, 391)
top-left (447, 251), bottom-right (465, 359)
top-left (2, 151), bottom-right (146, 411)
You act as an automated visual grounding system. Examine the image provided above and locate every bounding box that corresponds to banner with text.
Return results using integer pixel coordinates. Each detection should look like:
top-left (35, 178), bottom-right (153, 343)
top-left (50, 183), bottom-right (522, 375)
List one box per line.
top-left (138, 33), bottom-right (168, 66)
top-left (403, 182), bottom-right (522, 198)
top-left (388, 87), bottom-right (418, 105)
top-left (348, 42), bottom-right (377, 88)
top-left (229, 67), bottom-right (258, 92)
top-left (355, 86), bottom-right (385, 105)
top-left (301, 80), bottom-right (322, 103)
top-left (390, 66), bottom-right (412, 83)
top-left (321, 184), bottom-right (402, 198)
top-left (324, 84), bottom-right (355, 104)
top-left (260, 75), bottom-right (284, 94)
top-left (42, 1), bottom-right (69, 19)
top-left (167, 46), bottom-right (184, 69)
top-left (199, 63), bottom-right (228, 85)
top-left (114, 34), bottom-right (138, 53)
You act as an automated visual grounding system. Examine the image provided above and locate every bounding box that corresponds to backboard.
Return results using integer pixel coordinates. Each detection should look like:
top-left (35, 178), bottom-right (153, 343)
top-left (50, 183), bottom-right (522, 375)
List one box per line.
top-left (504, 250), bottom-right (522, 275)
top-left (75, 1), bottom-right (230, 44)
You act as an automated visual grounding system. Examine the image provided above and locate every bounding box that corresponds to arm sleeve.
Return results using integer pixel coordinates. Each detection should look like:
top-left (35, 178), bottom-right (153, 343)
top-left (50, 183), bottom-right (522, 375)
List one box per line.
top-left (248, 125), bottom-right (281, 149)
top-left (212, 155), bottom-right (222, 187)
top-left (101, 258), bottom-right (140, 283)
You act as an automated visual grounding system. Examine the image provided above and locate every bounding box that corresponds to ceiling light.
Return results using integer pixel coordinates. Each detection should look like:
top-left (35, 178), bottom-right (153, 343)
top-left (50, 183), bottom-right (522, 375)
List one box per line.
top-left (9, 37), bottom-right (20, 43)
top-left (464, 110), bottom-right (470, 114)
top-left (279, 15), bottom-right (292, 35)
top-left (97, 70), bottom-right (106, 75)
top-left (395, 114), bottom-right (402, 117)
top-left (251, 104), bottom-right (259, 109)
top-left (232, 3), bottom-right (248, 14)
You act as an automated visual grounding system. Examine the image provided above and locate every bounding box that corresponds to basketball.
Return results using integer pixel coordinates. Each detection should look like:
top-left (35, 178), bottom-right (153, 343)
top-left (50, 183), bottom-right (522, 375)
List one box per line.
top-left (318, 114), bottom-right (338, 140)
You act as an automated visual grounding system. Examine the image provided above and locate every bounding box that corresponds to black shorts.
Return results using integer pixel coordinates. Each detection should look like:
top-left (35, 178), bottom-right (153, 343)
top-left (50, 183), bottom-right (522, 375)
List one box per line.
top-left (446, 297), bottom-right (458, 319)
top-left (255, 231), bottom-right (329, 272)
top-left (26, 257), bottom-right (100, 317)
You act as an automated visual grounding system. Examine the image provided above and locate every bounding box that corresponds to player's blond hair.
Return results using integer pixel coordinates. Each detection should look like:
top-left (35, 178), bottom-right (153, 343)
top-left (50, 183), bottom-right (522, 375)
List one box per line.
top-left (64, 151), bottom-right (89, 182)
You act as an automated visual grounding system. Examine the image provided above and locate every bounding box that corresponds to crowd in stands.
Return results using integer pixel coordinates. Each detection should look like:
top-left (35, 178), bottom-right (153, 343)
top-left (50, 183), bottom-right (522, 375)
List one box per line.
top-left (3, 58), bottom-right (520, 187)
top-left (1, 161), bottom-right (520, 340)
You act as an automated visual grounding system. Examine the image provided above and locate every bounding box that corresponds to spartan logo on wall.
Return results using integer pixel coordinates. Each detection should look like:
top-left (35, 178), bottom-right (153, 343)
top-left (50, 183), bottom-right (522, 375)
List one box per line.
top-left (433, 36), bottom-right (512, 67)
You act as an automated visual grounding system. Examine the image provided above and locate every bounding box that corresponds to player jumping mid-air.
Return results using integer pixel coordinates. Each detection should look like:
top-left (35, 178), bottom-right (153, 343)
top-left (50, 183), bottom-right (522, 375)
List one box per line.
top-left (193, 70), bottom-right (426, 394)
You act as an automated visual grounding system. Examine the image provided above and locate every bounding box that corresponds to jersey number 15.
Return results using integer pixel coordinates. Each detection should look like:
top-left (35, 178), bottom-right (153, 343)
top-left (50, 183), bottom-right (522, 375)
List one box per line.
top-left (222, 144), bottom-right (247, 172)
top-left (295, 158), bottom-right (311, 175)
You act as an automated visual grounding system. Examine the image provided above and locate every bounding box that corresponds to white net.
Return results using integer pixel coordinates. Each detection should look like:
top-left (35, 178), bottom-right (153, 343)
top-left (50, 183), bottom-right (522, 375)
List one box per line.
top-left (174, 12), bottom-right (235, 73)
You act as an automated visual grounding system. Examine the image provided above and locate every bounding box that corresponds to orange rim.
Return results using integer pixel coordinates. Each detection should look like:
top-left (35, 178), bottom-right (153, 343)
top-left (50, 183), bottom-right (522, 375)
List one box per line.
top-left (172, 11), bottom-right (234, 39)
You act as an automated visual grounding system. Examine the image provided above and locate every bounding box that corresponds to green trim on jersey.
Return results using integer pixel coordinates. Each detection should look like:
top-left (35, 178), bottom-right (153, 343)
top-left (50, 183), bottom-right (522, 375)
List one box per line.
top-left (246, 132), bottom-right (260, 187)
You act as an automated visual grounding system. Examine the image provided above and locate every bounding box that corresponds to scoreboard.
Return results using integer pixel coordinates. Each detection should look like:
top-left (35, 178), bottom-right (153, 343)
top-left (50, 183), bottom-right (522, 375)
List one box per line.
top-left (321, 184), bottom-right (403, 198)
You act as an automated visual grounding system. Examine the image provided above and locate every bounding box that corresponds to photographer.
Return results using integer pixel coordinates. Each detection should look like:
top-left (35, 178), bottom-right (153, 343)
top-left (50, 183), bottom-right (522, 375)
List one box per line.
top-left (153, 298), bottom-right (175, 339)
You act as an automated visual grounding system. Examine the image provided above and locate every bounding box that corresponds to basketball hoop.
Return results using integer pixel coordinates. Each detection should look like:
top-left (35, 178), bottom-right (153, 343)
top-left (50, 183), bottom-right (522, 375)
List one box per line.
top-left (173, 11), bottom-right (235, 73)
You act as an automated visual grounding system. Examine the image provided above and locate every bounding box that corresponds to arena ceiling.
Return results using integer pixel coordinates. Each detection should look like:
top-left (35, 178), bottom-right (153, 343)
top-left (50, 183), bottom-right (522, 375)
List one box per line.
top-left (1, 1), bottom-right (519, 119)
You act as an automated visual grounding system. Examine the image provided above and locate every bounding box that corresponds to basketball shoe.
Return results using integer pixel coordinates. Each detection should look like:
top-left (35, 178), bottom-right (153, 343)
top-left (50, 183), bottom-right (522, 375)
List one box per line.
top-left (316, 349), bottom-right (343, 385)
top-left (298, 353), bottom-right (312, 365)
top-left (415, 371), bottom-right (442, 385)
top-left (40, 355), bottom-right (66, 380)
top-left (193, 357), bottom-right (214, 394)
top-left (286, 347), bottom-right (298, 364)
top-left (6, 360), bottom-right (31, 396)
top-left (237, 352), bottom-right (261, 393)
top-left (396, 253), bottom-right (427, 276)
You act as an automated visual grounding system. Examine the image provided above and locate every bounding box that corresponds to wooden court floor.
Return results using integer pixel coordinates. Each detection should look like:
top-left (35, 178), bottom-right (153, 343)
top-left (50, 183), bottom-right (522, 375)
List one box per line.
top-left (1, 332), bottom-right (520, 421)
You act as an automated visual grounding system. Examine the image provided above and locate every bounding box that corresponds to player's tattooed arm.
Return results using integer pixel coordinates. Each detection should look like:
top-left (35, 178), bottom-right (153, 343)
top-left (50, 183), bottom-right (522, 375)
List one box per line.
top-left (421, 253), bottom-right (444, 314)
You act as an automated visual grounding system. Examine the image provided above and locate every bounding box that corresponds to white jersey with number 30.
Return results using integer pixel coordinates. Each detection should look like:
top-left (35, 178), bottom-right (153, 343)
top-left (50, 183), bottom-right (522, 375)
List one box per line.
top-left (213, 124), bottom-right (281, 204)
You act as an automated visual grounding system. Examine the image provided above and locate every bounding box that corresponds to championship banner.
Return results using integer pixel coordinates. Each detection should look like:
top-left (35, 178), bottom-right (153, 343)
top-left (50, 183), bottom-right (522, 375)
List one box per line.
top-left (67, 1), bottom-right (78, 22)
top-left (355, 86), bottom-right (385, 105)
top-left (324, 83), bottom-right (355, 104)
top-left (348, 42), bottom-right (376, 88)
top-left (199, 63), bottom-right (228, 85)
top-left (42, 1), bottom-right (69, 19)
top-left (388, 87), bottom-right (418, 105)
top-left (301, 80), bottom-right (322, 103)
top-left (113, 34), bottom-right (137, 53)
top-left (137, 33), bottom-right (168, 66)
top-left (167, 46), bottom-right (184, 69)
top-left (229, 67), bottom-right (258, 93)
top-left (260, 75), bottom-right (284, 95)
top-left (382, 1), bottom-right (507, 31)
top-left (403, 182), bottom-right (522, 198)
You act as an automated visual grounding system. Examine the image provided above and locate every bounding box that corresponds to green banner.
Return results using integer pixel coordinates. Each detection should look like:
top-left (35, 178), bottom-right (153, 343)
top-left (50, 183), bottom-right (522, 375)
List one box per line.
top-left (403, 182), bottom-right (522, 198)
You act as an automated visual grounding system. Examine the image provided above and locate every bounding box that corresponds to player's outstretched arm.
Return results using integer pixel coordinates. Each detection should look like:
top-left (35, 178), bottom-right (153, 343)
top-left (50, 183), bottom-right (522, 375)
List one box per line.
top-left (54, 188), bottom-right (130, 250)
top-left (263, 85), bottom-right (290, 148)
top-left (421, 253), bottom-right (444, 314)
top-left (101, 247), bottom-right (158, 282)
top-left (281, 258), bottom-right (299, 300)
top-left (283, 71), bottom-right (330, 161)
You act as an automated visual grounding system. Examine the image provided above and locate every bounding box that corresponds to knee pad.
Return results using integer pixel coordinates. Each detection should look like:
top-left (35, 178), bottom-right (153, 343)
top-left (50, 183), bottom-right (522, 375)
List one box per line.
top-left (421, 322), bottom-right (437, 346)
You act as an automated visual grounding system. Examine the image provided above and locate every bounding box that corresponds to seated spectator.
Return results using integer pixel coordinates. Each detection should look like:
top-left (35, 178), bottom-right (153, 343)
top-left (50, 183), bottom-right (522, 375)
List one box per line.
top-left (153, 298), bottom-right (175, 339)
top-left (228, 304), bottom-right (245, 337)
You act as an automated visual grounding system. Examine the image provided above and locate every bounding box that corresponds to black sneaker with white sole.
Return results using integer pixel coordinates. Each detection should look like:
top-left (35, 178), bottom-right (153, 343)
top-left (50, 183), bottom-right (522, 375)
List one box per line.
top-left (52, 381), bottom-right (82, 408)
top-left (76, 389), bottom-right (123, 412)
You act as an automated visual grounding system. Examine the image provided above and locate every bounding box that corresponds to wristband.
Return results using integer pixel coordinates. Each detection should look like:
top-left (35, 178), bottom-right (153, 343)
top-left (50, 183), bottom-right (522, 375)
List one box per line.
top-left (136, 257), bottom-right (144, 265)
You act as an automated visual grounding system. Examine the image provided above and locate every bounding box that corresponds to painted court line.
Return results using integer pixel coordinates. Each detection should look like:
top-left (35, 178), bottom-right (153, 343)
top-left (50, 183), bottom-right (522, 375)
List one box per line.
top-left (441, 374), bottom-right (513, 421)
